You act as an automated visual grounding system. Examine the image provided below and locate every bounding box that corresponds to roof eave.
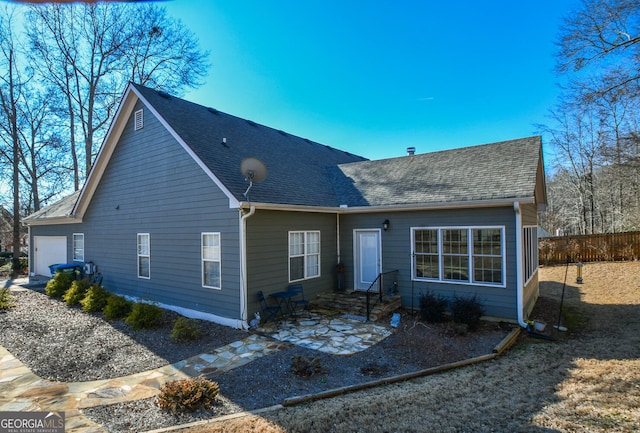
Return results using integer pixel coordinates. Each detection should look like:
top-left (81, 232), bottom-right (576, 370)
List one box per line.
top-left (238, 197), bottom-right (536, 213)
top-left (23, 216), bottom-right (82, 226)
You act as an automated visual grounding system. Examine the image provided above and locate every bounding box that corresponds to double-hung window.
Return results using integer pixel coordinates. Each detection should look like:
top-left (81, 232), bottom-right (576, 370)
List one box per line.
top-left (289, 231), bottom-right (320, 282)
top-left (412, 227), bottom-right (505, 286)
top-left (137, 233), bottom-right (150, 279)
top-left (73, 233), bottom-right (84, 262)
top-left (472, 228), bottom-right (503, 284)
top-left (202, 232), bottom-right (221, 289)
top-left (414, 229), bottom-right (439, 279)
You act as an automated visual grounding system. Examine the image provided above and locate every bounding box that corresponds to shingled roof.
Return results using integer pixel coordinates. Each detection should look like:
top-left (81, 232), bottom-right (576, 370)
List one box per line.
top-left (26, 84), bottom-right (546, 223)
top-left (23, 190), bottom-right (81, 223)
top-left (133, 84), bottom-right (367, 207)
top-left (331, 136), bottom-right (544, 207)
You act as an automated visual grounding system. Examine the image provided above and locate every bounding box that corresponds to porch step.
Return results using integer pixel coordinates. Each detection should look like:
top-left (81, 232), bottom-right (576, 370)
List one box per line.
top-left (310, 292), bottom-right (402, 322)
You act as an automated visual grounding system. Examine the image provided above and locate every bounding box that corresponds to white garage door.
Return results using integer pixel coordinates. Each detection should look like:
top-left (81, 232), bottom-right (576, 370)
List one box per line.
top-left (34, 236), bottom-right (67, 276)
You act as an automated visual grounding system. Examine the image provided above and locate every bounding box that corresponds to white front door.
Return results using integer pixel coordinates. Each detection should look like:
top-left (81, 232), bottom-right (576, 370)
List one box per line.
top-left (34, 236), bottom-right (67, 276)
top-left (354, 229), bottom-right (381, 291)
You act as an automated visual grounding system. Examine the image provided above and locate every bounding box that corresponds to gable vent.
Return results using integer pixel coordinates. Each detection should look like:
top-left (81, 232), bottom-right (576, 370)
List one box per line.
top-left (134, 109), bottom-right (144, 131)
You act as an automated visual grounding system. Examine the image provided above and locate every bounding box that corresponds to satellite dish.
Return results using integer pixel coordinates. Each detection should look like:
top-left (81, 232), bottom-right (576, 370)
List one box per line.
top-left (241, 158), bottom-right (267, 183)
top-left (240, 157), bottom-right (267, 199)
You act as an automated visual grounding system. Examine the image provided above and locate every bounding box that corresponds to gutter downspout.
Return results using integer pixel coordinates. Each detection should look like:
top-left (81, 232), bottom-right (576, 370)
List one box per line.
top-left (336, 213), bottom-right (341, 264)
top-left (27, 225), bottom-right (32, 277)
top-left (239, 205), bottom-right (256, 330)
top-left (514, 201), bottom-right (527, 328)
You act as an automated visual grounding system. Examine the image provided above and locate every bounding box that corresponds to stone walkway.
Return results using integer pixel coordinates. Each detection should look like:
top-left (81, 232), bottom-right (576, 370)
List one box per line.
top-left (259, 313), bottom-right (393, 354)
top-left (0, 280), bottom-right (394, 433)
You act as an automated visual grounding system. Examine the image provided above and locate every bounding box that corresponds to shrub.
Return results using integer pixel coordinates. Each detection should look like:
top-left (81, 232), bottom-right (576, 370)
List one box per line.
top-left (103, 294), bottom-right (133, 320)
top-left (45, 271), bottom-right (75, 298)
top-left (419, 291), bottom-right (449, 322)
top-left (63, 279), bottom-right (89, 306)
top-left (451, 294), bottom-right (485, 330)
top-left (155, 377), bottom-right (220, 414)
top-left (291, 355), bottom-right (324, 377)
top-left (0, 287), bottom-right (15, 310)
top-left (80, 284), bottom-right (111, 312)
top-left (171, 317), bottom-right (202, 343)
top-left (125, 302), bottom-right (164, 329)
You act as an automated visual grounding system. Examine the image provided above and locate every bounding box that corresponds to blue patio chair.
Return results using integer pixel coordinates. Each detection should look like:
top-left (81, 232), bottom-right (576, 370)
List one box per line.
top-left (257, 290), bottom-right (281, 324)
top-left (287, 284), bottom-right (310, 317)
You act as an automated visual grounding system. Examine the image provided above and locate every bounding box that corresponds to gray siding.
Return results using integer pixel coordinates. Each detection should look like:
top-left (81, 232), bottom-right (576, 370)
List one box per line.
top-left (33, 100), bottom-right (242, 320)
top-left (339, 206), bottom-right (520, 319)
top-left (245, 210), bottom-right (338, 317)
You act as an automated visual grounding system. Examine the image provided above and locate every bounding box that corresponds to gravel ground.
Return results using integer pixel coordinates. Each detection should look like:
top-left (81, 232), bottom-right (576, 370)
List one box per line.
top-left (0, 285), bottom-right (510, 433)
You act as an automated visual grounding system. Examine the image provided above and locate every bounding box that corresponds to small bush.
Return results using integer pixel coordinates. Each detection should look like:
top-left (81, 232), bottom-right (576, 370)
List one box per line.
top-left (80, 284), bottom-right (111, 312)
top-left (291, 355), bottom-right (324, 377)
top-left (419, 291), bottom-right (449, 322)
top-left (103, 294), bottom-right (133, 320)
top-left (155, 377), bottom-right (220, 414)
top-left (63, 279), bottom-right (89, 306)
top-left (45, 272), bottom-right (75, 298)
top-left (0, 287), bottom-right (15, 310)
top-left (125, 302), bottom-right (164, 329)
top-left (171, 317), bottom-right (202, 343)
top-left (451, 294), bottom-right (485, 330)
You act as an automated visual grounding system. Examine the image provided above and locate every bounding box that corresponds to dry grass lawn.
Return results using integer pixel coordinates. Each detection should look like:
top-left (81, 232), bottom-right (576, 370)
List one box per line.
top-left (174, 262), bottom-right (640, 433)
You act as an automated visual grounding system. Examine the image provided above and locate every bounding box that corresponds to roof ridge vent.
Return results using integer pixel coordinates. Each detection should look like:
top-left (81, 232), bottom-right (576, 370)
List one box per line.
top-left (157, 90), bottom-right (171, 99)
top-left (207, 107), bottom-right (219, 114)
top-left (277, 130), bottom-right (288, 136)
top-left (246, 119), bottom-right (257, 127)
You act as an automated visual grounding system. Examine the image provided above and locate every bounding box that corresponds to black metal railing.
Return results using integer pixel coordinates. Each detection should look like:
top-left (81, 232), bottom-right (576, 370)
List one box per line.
top-left (365, 269), bottom-right (398, 321)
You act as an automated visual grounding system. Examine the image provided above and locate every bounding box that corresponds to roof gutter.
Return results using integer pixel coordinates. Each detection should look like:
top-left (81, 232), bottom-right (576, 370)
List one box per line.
top-left (513, 201), bottom-right (528, 328)
top-left (238, 205), bottom-right (256, 330)
top-left (237, 197), bottom-right (536, 214)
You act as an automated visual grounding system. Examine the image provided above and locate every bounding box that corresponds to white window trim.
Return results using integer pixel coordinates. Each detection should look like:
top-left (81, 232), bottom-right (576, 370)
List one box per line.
top-left (523, 225), bottom-right (539, 286)
top-left (411, 226), bottom-right (506, 288)
top-left (202, 232), bottom-right (222, 290)
top-left (288, 230), bottom-right (321, 283)
top-left (137, 233), bottom-right (150, 279)
top-left (134, 109), bottom-right (144, 130)
top-left (72, 233), bottom-right (84, 262)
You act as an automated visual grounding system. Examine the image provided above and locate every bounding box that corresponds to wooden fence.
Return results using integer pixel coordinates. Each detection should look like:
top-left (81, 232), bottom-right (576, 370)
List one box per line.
top-left (539, 231), bottom-right (640, 265)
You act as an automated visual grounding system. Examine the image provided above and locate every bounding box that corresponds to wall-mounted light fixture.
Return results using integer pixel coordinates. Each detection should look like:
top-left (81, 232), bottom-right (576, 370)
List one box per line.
top-left (383, 219), bottom-right (390, 231)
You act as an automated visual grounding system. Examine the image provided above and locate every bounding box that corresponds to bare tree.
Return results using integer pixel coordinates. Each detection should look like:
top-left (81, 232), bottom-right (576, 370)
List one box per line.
top-left (541, 0), bottom-right (640, 236)
top-left (0, 8), bottom-right (24, 276)
top-left (26, 3), bottom-right (130, 189)
top-left (25, 2), bottom-right (209, 189)
top-left (17, 86), bottom-right (71, 213)
top-left (557, 0), bottom-right (640, 97)
top-left (121, 4), bottom-right (209, 93)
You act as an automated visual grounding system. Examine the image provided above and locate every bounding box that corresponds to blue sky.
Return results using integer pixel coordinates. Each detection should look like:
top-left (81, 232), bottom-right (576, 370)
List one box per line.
top-left (163, 0), bottom-right (582, 161)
